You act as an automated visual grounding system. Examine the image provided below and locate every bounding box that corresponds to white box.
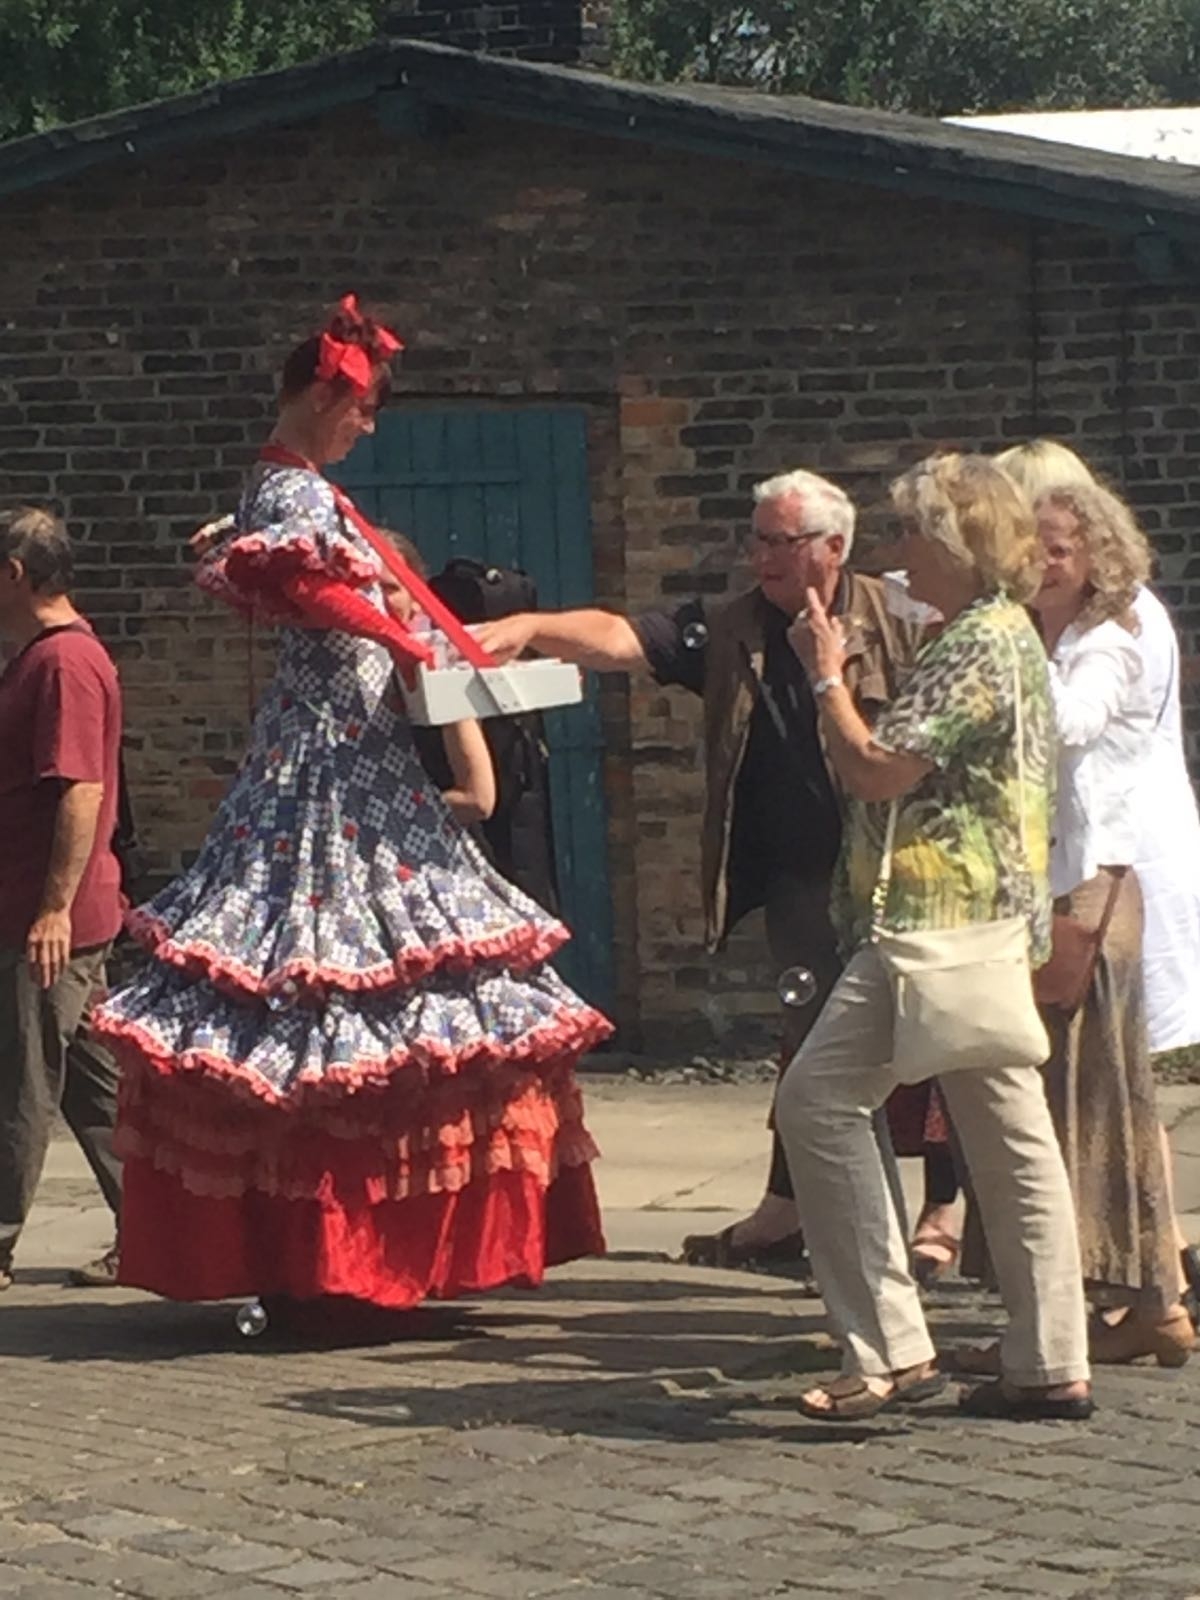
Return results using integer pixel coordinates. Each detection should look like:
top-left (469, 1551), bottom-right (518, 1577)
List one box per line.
top-left (882, 570), bottom-right (943, 628)
top-left (400, 656), bottom-right (583, 725)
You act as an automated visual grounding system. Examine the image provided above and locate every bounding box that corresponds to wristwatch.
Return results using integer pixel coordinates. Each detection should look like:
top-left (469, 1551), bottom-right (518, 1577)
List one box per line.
top-left (812, 674), bottom-right (844, 696)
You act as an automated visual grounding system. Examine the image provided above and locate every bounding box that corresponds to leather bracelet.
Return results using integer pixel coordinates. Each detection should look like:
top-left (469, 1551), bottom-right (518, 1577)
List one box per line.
top-left (812, 674), bottom-right (844, 696)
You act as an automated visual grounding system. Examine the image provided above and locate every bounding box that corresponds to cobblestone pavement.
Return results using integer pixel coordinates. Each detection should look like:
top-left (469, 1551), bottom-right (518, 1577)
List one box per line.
top-left (2, 1084), bottom-right (1200, 1600)
top-left (3, 1260), bottom-right (1200, 1600)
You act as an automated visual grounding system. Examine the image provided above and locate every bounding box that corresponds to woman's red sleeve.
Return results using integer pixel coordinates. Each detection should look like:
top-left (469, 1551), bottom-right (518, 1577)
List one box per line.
top-left (281, 571), bottom-right (433, 669)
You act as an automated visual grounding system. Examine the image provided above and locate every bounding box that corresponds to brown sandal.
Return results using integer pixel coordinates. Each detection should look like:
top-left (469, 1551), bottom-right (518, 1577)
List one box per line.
top-left (797, 1367), bottom-right (946, 1421)
top-left (1089, 1306), bottom-right (1194, 1368)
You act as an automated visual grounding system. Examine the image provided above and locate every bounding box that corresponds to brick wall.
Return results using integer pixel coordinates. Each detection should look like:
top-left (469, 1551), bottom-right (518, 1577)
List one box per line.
top-left (0, 106), bottom-right (1194, 1052)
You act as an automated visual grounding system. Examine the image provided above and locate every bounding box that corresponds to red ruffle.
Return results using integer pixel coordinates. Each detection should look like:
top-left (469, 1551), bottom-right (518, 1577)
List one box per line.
top-left (123, 905), bottom-right (572, 1004)
top-left (94, 1003), bottom-right (613, 1114)
top-left (117, 1156), bottom-right (605, 1306)
top-left (113, 1047), bottom-right (600, 1201)
top-left (196, 531), bottom-right (380, 623)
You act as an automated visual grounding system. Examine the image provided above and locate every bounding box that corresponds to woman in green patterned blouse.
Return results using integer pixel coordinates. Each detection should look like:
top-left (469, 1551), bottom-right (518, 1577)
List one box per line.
top-left (776, 452), bottom-right (1091, 1423)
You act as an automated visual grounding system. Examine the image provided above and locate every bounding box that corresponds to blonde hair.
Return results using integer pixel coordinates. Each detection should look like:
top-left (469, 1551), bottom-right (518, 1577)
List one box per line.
top-left (752, 468), bottom-right (855, 556)
top-left (1038, 482), bottom-right (1151, 632)
top-left (994, 439), bottom-right (1096, 502)
top-left (890, 452), bottom-right (1042, 604)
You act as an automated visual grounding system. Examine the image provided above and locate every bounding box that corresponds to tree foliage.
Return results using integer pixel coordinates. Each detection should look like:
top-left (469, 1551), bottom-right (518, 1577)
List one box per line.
top-left (4, 1), bottom-right (1200, 141)
top-left (0, 0), bottom-right (386, 141)
top-left (609, 0), bottom-right (1200, 115)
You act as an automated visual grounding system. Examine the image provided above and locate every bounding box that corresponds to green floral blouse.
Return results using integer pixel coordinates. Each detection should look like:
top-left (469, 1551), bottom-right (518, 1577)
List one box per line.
top-left (833, 594), bottom-right (1055, 964)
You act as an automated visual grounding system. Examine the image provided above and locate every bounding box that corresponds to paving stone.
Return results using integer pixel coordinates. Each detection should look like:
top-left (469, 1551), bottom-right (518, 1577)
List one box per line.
top-left (811, 1506), bottom-right (912, 1538)
top-left (128, 1530), bottom-right (227, 1559)
top-left (333, 1580), bottom-right (445, 1600)
top-left (190, 1542), bottom-right (303, 1575)
top-left (254, 1558), bottom-right (369, 1590)
top-left (2, 1582), bottom-right (116, 1600)
top-left (459, 1427), bottom-right (574, 1464)
top-left (59, 1509), bottom-right (180, 1542)
top-left (1036, 1546), bottom-right (1155, 1574)
top-left (878, 1521), bottom-right (998, 1553)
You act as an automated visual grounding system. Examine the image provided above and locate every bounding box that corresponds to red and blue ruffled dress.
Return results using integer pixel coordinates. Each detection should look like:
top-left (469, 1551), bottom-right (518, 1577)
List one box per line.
top-left (93, 460), bottom-right (610, 1306)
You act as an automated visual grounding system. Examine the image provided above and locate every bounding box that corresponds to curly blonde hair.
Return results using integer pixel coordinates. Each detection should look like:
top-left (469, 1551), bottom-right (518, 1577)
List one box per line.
top-left (890, 452), bottom-right (1043, 604)
top-left (1038, 482), bottom-right (1150, 632)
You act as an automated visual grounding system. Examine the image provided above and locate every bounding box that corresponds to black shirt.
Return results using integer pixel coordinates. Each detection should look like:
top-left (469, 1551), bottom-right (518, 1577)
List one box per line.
top-left (632, 595), bottom-right (842, 928)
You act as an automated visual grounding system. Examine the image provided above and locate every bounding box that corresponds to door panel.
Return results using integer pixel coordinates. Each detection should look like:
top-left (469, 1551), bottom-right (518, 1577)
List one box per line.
top-left (334, 407), bottom-right (615, 1010)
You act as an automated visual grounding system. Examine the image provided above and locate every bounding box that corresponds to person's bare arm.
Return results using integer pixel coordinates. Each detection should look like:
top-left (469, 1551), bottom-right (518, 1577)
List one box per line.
top-left (28, 780), bottom-right (104, 988)
top-left (811, 685), bottom-right (931, 801)
top-left (790, 589), bottom-right (931, 803)
top-left (475, 609), bottom-right (649, 672)
top-left (441, 719), bottom-right (498, 824)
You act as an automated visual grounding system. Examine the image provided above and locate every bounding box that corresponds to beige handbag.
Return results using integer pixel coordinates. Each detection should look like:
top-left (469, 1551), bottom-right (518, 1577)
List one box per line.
top-left (870, 634), bottom-right (1050, 1086)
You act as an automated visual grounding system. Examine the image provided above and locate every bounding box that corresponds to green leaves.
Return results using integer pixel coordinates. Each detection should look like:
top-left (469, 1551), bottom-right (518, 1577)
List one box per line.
top-left (3, 1), bottom-right (1199, 139)
top-left (609, 0), bottom-right (1199, 114)
top-left (0, 0), bottom-right (384, 140)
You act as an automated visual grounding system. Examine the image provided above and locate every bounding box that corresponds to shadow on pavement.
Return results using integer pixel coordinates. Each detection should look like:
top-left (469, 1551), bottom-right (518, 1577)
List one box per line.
top-left (272, 1364), bottom-right (959, 1449)
top-left (0, 1270), bottom-right (836, 1365)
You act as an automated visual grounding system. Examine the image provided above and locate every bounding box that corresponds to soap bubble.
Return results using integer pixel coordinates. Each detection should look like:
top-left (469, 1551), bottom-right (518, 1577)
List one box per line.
top-left (681, 620), bottom-right (709, 650)
top-left (235, 1299), bottom-right (269, 1338)
top-left (777, 966), bottom-right (818, 1008)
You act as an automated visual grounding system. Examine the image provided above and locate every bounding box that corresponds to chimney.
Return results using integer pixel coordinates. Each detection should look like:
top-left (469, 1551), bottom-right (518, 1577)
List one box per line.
top-left (384, 2), bottom-right (595, 65)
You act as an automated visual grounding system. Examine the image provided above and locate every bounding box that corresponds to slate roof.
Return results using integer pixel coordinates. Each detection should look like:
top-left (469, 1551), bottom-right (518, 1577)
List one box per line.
top-left (3, 39), bottom-right (1199, 241)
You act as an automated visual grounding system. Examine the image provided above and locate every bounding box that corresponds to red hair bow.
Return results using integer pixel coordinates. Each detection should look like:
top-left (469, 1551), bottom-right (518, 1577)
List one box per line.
top-left (315, 293), bottom-right (404, 394)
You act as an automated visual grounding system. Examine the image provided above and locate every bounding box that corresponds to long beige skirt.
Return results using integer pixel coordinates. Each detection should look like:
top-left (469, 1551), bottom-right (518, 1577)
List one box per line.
top-left (1041, 868), bottom-right (1178, 1315)
top-left (964, 868), bottom-right (1178, 1315)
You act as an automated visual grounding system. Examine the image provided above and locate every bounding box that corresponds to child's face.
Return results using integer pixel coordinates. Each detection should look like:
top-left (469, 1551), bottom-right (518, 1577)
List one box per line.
top-left (380, 573), bottom-right (415, 625)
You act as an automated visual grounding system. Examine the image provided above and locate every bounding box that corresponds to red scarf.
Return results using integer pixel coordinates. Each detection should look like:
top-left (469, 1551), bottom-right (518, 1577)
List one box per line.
top-left (259, 444), bottom-right (494, 670)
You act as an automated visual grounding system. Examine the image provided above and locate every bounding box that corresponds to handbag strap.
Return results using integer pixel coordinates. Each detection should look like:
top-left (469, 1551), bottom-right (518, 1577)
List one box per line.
top-left (1091, 867), bottom-right (1126, 951)
top-left (871, 615), bottom-right (1026, 935)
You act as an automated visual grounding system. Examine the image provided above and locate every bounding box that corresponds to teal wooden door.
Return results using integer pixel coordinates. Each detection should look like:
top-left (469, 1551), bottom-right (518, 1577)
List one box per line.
top-left (334, 407), bottom-right (615, 1010)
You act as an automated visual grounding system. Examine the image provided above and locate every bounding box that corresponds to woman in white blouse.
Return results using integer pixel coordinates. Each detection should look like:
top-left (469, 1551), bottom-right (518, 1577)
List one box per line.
top-left (1029, 481), bottom-right (1192, 1365)
top-left (997, 441), bottom-right (1200, 1324)
top-left (1130, 584), bottom-right (1200, 1053)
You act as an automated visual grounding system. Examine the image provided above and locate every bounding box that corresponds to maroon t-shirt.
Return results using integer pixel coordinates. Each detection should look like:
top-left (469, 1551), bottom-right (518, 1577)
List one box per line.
top-left (0, 620), bottom-right (123, 950)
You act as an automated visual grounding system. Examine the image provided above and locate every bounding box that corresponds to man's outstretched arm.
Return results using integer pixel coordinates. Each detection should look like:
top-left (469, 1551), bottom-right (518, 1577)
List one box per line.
top-left (475, 609), bottom-right (649, 673)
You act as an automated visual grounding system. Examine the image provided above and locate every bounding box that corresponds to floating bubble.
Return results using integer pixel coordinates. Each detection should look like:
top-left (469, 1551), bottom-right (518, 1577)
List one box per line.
top-left (777, 966), bottom-right (818, 1008)
top-left (235, 1299), bottom-right (269, 1338)
top-left (681, 620), bottom-right (709, 650)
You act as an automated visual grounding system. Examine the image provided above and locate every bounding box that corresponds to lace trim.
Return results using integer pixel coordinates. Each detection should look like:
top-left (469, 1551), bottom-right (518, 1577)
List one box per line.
top-left (114, 1061), bottom-right (599, 1202)
top-left (124, 906), bottom-right (572, 1003)
top-left (94, 1005), bottom-right (612, 1113)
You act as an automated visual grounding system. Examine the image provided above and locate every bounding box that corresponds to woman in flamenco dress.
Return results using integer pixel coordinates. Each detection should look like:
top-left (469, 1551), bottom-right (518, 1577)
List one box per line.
top-left (92, 297), bottom-right (609, 1318)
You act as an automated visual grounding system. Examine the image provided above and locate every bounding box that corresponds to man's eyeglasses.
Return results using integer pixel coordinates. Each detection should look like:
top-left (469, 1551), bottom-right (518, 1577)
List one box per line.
top-left (746, 529), bottom-right (824, 553)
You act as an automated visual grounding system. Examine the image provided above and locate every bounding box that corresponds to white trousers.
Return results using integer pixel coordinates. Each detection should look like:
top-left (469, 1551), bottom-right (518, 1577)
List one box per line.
top-left (775, 945), bottom-right (1090, 1387)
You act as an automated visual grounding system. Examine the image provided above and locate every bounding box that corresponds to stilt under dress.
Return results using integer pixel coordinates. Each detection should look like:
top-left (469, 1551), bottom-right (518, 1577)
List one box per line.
top-left (93, 461), bottom-right (609, 1306)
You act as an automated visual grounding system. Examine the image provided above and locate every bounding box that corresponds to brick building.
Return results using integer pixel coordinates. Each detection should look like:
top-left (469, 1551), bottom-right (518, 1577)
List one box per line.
top-left (2, 2), bottom-right (1199, 1051)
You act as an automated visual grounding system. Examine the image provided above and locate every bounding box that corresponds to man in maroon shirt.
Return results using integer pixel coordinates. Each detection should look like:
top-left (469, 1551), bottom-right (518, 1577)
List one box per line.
top-left (0, 506), bottom-right (123, 1289)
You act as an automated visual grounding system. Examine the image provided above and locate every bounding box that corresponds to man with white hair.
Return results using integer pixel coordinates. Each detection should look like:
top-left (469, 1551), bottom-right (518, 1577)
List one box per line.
top-left (479, 469), bottom-right (920, 1268)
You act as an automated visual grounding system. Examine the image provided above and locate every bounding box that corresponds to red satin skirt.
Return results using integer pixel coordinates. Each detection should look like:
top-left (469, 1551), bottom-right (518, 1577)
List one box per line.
top-left (111, 1051), bottom-right (605, 1308)
top-left (118, 1156), bottom-right (604, 1306)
